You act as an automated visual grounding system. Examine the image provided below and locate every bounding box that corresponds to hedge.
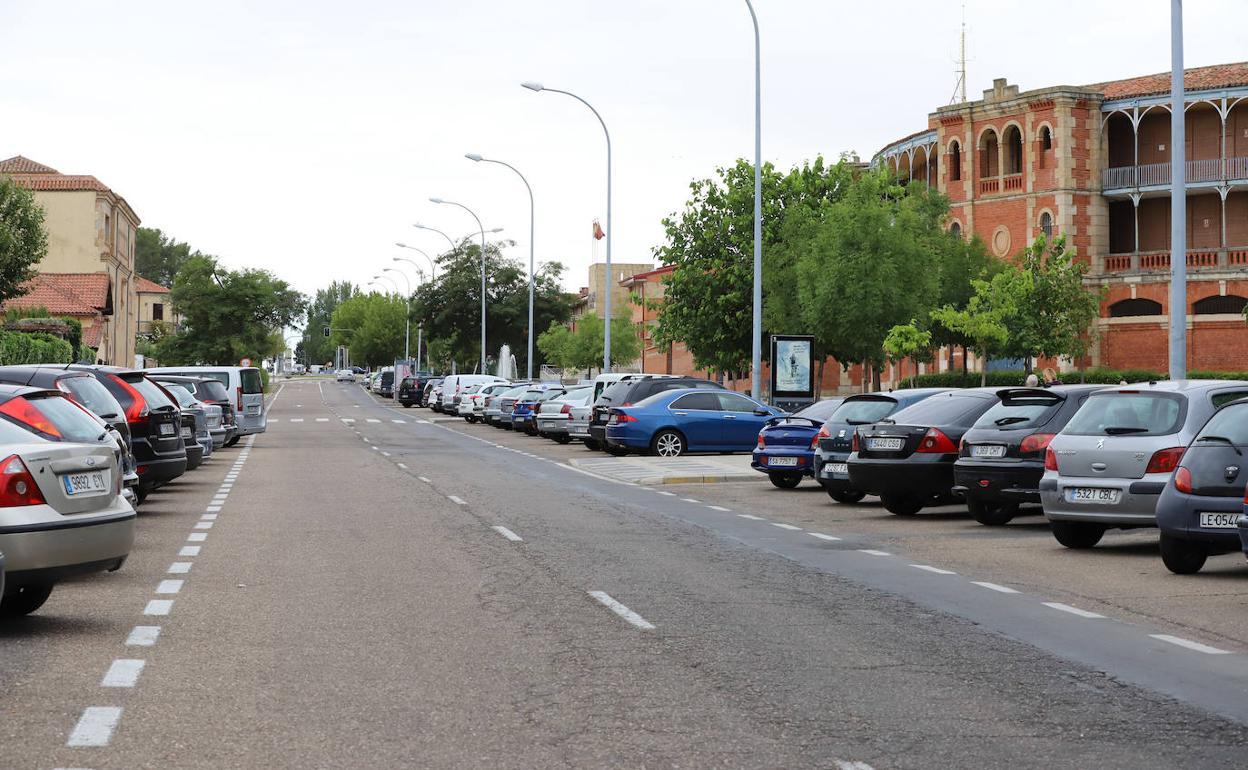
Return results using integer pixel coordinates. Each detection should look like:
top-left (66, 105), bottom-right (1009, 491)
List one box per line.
top-left (0, 330), bottom-right (74, 365)
top-left (908, 368), bottom-right (1248, 389)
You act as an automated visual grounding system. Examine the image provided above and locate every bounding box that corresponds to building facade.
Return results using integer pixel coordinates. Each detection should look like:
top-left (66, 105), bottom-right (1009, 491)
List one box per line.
top-left (875, 62), bottom-right (1248, 372)
top-left (0, 156), bottom-right (141, 365)
top-left (136, 276), bottom-right (178, 336)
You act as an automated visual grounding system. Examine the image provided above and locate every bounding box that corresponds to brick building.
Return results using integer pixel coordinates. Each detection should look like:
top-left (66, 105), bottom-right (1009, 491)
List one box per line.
top-left (876, 62), bottom-right (1248, 372)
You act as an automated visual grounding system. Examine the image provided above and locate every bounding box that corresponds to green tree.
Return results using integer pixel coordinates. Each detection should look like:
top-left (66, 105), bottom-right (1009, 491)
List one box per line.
top-left (882, 320), bottom-right (932, 388)
top-left (539, 312), bottom-right (641, 376)
top-left (931, 267), bottom-right (1029, 386)
top-left (302, 280), bottom-right (358, 366)
top-left (328, 292), bottom-right (408, 367)
top-left (135, 228), bottom-right (203, 287)
top-left (156, 255), bottom-right (306, 365)
top-left (0, 176), bottom-right (47, 303)
top-left (1016, 235), bottom-right (1103, 367)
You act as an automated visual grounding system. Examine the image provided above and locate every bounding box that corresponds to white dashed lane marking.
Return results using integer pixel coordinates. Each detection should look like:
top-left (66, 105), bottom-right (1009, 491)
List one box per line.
top-left (418, 476), bottom-right (431, 483)
top-left (367, 418), bottom-right (381, 423)
top-left (66, 706), bottom-right (123, 747)
top-left (125, 625), bottom-right (161, 647)
top-left (911, 564), bottom-right (956, 575)
top-left (155, 580), bottom-right (183, 594)
top-left (168, 561), bottom-right (192, 573)
top-left (492, 526), bottom-right (523, 542)
top-left (101, 659), bottom-right (145, 688)
top-left (447, 495), bottom-right (467, 505)
top-left (187, 532), bottom-right (208, 542)
top-left (771, 523), bottom-right (802, 531)
top-left (737, 514), bottom-right (765, 521)
top-left (179, 546), bottom-right (201, 557)
top-left (588, 591), bottom-right (656, 631)
top-left (1149, 634), bottom-right (1232, 655)
top-left (144, 600), bottom-right (173, 616)
top-left (808, 532), bottom-right (842, 541)
top-left (1043, 602), bottom-right (1106, 619)
top-left (858, 549), bottom-right (891, 557)
top-left (707, 505), bottom-right (731, 512)
top-left (972, 581), bottom-right (1020, 594)
top-left (397, 463), bottom-right (408, 470)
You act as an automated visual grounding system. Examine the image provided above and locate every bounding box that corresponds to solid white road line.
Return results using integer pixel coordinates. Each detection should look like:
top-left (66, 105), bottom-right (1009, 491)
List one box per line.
top-left (144, 599), bottom-right (173, 616)
top-left (707, 505), bottom-right (731, 512)
top-left (858, 549), bottom-right (891, 556)
top-left (67, 706), bottom-right (123, 747)
top-left (771, 522), bottom-right (803, 531)
top-left (168, 561), bottom-right (192, 574)
top-left (1149, 634), bottom-right (1232, 654)
top-left (808, 532), bottom-right (842, 541)
top-left (492, 526), bottom-right (523, 542)
top-left (971, 581), bottom-right (1020, 594)
top-left (155, 580), bottom-right (183, 594)
top-left (588, 591), bottom-right (656, 631)
top-left (911, 564), bottom-right (957, 575)
top-left (101, 659), bottom-right (145, 688)
top-left (126, 626), bottom-right (161, 646)
top-left (1043, 602), bottom-right (1105, 619)
top-left (737, 514), bottom-right (765, 521)
top-left (187, 532), bottom-right (208, 542)
top-left (447, 495), bottom-right (467, 505)
top-left (179, 546), bottom-right (201, 557)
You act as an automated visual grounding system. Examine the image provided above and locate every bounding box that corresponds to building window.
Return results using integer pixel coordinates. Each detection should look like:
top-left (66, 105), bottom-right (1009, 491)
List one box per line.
top-left (1040, 126), bottom-right (1053, 151)
top-left (152, 303), bottom-right (164, 321)
top-left (1003, 125), bottom-right (1023, 175)
top-left (1109, 298), bottom-right (1163, 317)
top-left (1192, 295), bottom-right (1248, 315)
top-left (950, 222), bottom-right (962, 240)
top-left (978, 129), bottom-right (999, 178)
top-left (1039, 212), bottom-right (1053, 239)
top-left (949, 141), bottom-right (961, 181)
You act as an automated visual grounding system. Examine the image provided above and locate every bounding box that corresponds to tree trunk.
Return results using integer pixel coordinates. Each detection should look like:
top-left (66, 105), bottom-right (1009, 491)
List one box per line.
top-left (962, 346), bottom-right (969, 374)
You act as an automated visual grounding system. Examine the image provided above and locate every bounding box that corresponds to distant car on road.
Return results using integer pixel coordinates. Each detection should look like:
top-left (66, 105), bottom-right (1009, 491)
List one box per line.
top-left (336, 369), bottom-right (356, 382)
top-left (511, 384), bottom-right (568, 435)
top-left (146, 365), bottom-right (267, 444)
top-left (537, 387), bottom-right (593, 444)
top-left (605, 388), bottom-right (783, 457)
top-left (750, 397), bottom-right (845, 488)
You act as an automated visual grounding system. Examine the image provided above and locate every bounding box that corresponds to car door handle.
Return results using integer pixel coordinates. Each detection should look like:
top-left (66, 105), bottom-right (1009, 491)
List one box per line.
top-left (723, 415), bottom-right (736, 419)
top-left (673, 411), bottom-right (688, 416)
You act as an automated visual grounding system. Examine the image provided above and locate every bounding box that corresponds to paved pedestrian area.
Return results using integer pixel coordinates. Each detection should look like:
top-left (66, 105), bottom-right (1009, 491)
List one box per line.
top-left (568, 454), bottom-right (759, 485)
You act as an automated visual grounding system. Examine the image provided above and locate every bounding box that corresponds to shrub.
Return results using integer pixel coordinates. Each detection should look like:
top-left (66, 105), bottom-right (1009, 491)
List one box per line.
top-left (0, 330), bottom-right (73, 365)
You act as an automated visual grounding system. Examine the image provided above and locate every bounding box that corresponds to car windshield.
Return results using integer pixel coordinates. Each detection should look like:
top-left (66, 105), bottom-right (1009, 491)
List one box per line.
top-left (241, 368), bottom-right (263, 394)
top-left (973, 392), bottom-right (1064, 430)
top-left (1063, 392), bottom-right (1185, 437)
top-left (830, 396), bottom-right (898, 425)
top-left (887, 393), bottom-right (991, 426)
top-left (791, 399), bottom-right (843, 422)
top-left (195, 380), bottom-right (231, 401)
top-left (57, 375), bottom-right (124, 420)
top-left (164, 384), bottom-right (199, 408)
top-left (598, 381), bottom-right (632, 405)
top-left (559, 388), bottom-right (593, 405)
top-left (501, 386), bottom-right (529, 399)
top-left (0, 394), bottom-right (108, 442)
top-left (1194, 403), bottom-right (1248, 445)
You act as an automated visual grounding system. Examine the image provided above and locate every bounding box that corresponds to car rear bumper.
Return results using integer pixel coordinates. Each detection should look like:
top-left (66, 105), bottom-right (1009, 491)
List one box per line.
top-left (184, 443), bottom-right (204, 470)
top-left (751, 448), bottom-right (815, 476)
top-left (0, 500), bottom-right (136, 578)
top-left (604, 424), bottom-right (651, 449)
top-left (536, 417), bottom-right (569, 434)
top-left (813, 450), bottom-right (859, 491)
top-left (848, 455), bottom-right (956, 498)
top-left (1040, 472), bottom-right (1163, 526)
top-left (1156, 489), bottom-right (1244, 552)
top-left (209, 427), bottom-right (228, 448)
top-left (952, 460), bottom-right (1044, 504)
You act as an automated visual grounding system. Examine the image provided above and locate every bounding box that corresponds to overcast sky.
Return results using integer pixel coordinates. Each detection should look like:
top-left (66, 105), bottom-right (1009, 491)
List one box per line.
top-left (3, 0), bottom-right (1245, 299)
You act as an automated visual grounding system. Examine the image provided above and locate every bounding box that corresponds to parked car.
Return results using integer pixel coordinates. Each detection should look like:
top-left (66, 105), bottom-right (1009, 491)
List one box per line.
top-left (456, 384), bottom-right (484, 420)
top-left (152, 375), bottom-right (230, 449)
top-left (848, 388), bottom-right (1001, 515)
top-left (151, 378), bottom-right (215, 468)
top-left (567, 395), bottom-right (597, 448)
top-left (421, 378), bottom-right (444, 409)
top-left (0, 365), bottom-right (142, 505)
top-left (510, 384), bottom-right (568, 435)
top-left (813, 389), bottom-right (948, 504)
top-left (472, 383), bottom-right (518, 421)
top-left (953, 385), bottom-right (1104, 526)
top-left (1153, 396), bottom-right (1248, 573)
top-left (377, 368), bottom-right (396, 398)
top-left (1040, 380), bottom-right (1248, 549)
top-left (440, 374), bottom-right (508, 412)
top-left (0, 406), bottom-right (135, 617)
top-left (158, 376), bottom-right (235, 447)
top-left (606, 389), bottom-right (784, 456)
top-left (536, 387), bottom-right (594, 443)
top-left (590, 376), bottom-right (724, 455)
top-left (490, 384), bottom-right (533, 429)
top-left (146, 366), bottom-right (267, 444)
top-left (397, 376), bottom-right (420, 407)
top-left (750, 397), bottom-right (845, 488)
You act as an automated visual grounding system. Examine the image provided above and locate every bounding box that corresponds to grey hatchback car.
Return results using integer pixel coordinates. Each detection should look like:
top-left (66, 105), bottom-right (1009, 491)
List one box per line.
top-left (1040, 380), bottom-right (1248, 549)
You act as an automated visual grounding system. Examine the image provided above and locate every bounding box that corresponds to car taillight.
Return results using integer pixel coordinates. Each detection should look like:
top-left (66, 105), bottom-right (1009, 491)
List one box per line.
top-left (615, 413), bottom-right (637, 424)
top-left (757, 433), bottom-right (766, 449)
top-left (1146, 447), bottom-right (1185, 474)
top-left (0, 397), bottom-right (63, 439)
top-left (561, 403), bottom-right (572, 414)
top-left (1174, 466), bottom-right (1193, 494)
top-left (0, 454), bottom-right (44, 506)
top-left (811, 423), bottom-right (831, 449)
top-left (917, 427), bottom-right (958, 453)
top-left (851, 432), bottom-right (860, 452)
top-left (622, 402), bottom-right (633, 407)
top-left (110, 374), bottom-right (148, 422)
top-left (1019, 432), bottom-right (1056, 456)
top-left (1044, 446), bottom-right (1058, 471)
top-left (236, 386), bottom-right (244, 411)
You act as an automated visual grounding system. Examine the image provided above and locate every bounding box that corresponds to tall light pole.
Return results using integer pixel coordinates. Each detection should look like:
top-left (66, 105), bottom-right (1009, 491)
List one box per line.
top-left (1169, 0), bottom-right (1187, 380)
top-left (466, 152), bottom-right (537, 380)
top-left (372, 274), bottom-right (398, 294)
top-left (391, 261), bottom-right (426, 371)
top-left (745, 0), bottom-right (763, 399)
top-left (395, 244), bottom-right (437, 279)
top-left (384, 267), bottom-right (412, 362)
top-left (522, 80), bottom-right (613, 373)
top-left (430, 198), bottom-right (488, 373)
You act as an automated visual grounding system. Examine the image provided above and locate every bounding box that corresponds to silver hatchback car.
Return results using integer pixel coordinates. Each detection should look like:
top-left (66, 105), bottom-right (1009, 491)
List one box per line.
top-left (1040, 380), bottom-right (1248, 549)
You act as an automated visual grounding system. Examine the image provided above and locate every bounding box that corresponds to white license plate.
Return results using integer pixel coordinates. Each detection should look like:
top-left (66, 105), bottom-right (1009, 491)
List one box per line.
top-left (971, 445), bottom-right (1006, 458)
top-left (158, 422), bottom-right (175, 436)
top-left (247, 405), bottom-right (260, 415)
top-left (867, 437), bottom-right (904, 451)
top-left (62, 470), bottom-right (108, 496)
top-left (825, 462), bottom-right (849, 476)
top-left (1067, 487), bottom-right (1121, 504)
top-left (1199, 512), bottom-right (1240, 529)
top-left (768, 456), bottom-right (799, 467)
top-left (181, 427), bottom-right (193, 439)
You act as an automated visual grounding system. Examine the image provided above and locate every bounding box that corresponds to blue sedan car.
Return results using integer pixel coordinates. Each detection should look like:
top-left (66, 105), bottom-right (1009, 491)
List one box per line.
top-left (605, 388), bottom-right (784, 456)
top-left (750, 398), bottom-right (845, 488)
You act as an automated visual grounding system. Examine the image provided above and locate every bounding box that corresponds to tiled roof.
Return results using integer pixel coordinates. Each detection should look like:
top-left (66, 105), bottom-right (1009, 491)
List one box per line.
top-left (622, 264), bottom-right (675, 284)
top-left (0, 156), bottom-right (60, 174)
top-left (2, 273), bottom-right (111, 316)
top-left (4, 173), bottom-right (110, 193)
top-left (134, 276), bottom-right (170, 294)
top-left (81, 322), bottom-right (104, 348)
top-left (1092, 61), bottom-right (1248, 100)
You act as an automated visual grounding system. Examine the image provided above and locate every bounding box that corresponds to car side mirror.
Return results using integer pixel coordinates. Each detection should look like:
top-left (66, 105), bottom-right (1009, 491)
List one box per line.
top-left (753, 407), bottom-right (770, 416)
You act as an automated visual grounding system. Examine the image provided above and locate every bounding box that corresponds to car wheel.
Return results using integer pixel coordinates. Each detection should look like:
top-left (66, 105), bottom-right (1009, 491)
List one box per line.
top-left (584, 439), bottom-right (602, 451)
top-left (1160, 534), bottom-right (1208, 574)
top-left (465, 416), bottom-right (477, 424)
top-left (650, 430), bottom-right (684, 457)
top-left (827, 488), bottom-right (866, 504)
top-left (880, 493), bottom-right (924, 516)
top-left (402, 403), bottom-right (413, 408)
top-left (768, 472), bottom-right (802, 489)
top-left (0, 583), bottom-right (54, 617)
top-left (968, 499), bottom-right (1018, 526)
top-left (1050, 520), bottom-right (1105, 549)
top-left (605, 443), bottom-right (631, 457)
top-left (524, 425), bottom-right (538, 436)
top-left (135, 487), bottom-right (149, 505)
top-left (225, 436), bottom-right (240, 447)
top-left (554, 434), bottom-right (572, 445)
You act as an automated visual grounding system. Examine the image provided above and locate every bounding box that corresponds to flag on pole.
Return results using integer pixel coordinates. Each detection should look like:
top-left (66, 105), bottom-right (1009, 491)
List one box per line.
top-left (592, 219), bottom-right (606, 240)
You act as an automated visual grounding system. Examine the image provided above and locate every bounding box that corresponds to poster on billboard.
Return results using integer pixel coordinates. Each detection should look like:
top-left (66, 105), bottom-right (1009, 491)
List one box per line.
top-left (770, 335), bottom-right (815, 401)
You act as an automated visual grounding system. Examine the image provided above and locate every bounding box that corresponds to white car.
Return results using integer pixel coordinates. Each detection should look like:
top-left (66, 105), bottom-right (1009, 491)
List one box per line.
top-left (336, 369), bottom-right (356, 382)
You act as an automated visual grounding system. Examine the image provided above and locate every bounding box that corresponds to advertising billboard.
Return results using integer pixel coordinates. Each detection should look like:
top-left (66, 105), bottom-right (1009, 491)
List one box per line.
top-left (770, 334), bottom-right (815, 401)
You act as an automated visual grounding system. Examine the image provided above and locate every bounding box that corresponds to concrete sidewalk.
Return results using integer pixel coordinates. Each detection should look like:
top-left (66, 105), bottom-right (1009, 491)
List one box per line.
top-left (567, 454), bottom-right (761, 485)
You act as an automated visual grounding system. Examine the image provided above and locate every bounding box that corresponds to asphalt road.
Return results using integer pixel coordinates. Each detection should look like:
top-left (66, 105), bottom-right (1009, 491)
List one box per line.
top-left (4, 376), bottom-right (1248, 769)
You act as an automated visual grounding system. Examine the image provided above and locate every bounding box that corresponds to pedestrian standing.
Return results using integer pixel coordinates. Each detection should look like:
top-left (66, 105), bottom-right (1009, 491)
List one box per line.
top-left (1025, 373), bottom-right (1039, 387)
top-left (1042, 367), bottom-right (1063, 387)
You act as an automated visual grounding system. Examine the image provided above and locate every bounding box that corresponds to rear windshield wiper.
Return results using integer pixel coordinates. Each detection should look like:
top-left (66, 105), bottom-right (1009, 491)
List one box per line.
top-left (1104, 426), bottom-right (1149, 435)
top-left (878, 419), bottom-right (896, 425)
top-left (845, 419), bottom-right (872, 425)
top-left (1196, 435), bottom-right (1243, 455)
top-left (994, 416), bottom-right (1030, 426)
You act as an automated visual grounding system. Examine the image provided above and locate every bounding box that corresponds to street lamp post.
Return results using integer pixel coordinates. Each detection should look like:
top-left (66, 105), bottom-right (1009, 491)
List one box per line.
top-left (521, 80), bottom-right (613, 373)
top-left (430, 198), bottom-right (488, 373)
top-left (394, 245), bottom-right (437, 279)
top-left (1169, 0), bottom-right (1187, 380)
top-left (744, 0), bottom-right (762, 400)
top-left (466, 152), bottom-right (537, 380)
top-left (384, 267), bottom-right (412, 363)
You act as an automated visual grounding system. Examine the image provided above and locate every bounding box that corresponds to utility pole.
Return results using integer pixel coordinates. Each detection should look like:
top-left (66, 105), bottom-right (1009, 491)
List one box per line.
top-left (1169, 0), bottom-right (1187, 379)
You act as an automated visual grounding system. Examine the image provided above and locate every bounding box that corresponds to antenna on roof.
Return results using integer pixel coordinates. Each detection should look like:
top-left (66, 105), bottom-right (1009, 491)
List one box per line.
top-left (950, 2), bottom-right (968, 104)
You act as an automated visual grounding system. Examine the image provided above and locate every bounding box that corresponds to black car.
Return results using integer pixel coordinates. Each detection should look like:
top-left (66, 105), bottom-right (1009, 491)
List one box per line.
top-left (953, 385), bottom-right (1104, 525)
top-left (813, 389), bottom-right (950, 504)
top-left (397, 376), bottom-right (420, 407)
top-left (377, 370), bottom-right (396, 399)
top-left (0, 365), bottom-right (142, 505)
top-left (1155, 397), bottom-right (1248, 573)
top-left (848, 388), bottom-right (1001, 515)
top-left (589, 377), bottom-right (725, 455)
top-left (71, 366), bottom-right (187, 501)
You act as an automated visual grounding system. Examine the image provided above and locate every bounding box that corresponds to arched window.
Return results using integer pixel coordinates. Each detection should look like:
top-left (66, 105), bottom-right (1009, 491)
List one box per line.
top-left (950, 222), bottom-right (962, 240)
top-left (978, 129), bottom-right (999, 178)
top-left (1039, 212), bottom-right (1053, 239)
top-left (1192, 295), bottom-right (1248, 315)
top-left (1003, 125), bottom-right (1024, 175)
top-left (949, 141), bottom-right (962, 181)
top-left (1109, 298), bottom-right (1163, 317)
top-left (1040, 126), bottom-right (1053, 151)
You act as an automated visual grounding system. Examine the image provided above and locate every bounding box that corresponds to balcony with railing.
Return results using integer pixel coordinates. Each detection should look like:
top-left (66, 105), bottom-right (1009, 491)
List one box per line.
top-left (1100, 248), bottom-right (1248, 275)
top-left (1102, 157), bottom-right (1248, 193)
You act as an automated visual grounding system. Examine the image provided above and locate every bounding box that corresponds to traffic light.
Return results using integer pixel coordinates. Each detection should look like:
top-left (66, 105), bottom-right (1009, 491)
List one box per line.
top-left (323, 326), bottom-right (331, 337)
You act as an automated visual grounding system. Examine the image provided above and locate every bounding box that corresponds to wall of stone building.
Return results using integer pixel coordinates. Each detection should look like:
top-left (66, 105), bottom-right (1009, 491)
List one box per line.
top-left (1098, 277), bottom-right (1248, 371)
top-left (32, 190), bottom-right (100, 273)
top-left (587, 262), bottom-right (652, 321)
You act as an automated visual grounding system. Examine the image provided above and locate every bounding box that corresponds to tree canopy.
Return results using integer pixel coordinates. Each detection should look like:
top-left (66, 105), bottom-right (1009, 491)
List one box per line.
top-left (538, 311), bottom-right (641, 376)
top-left (0, 176), bottom-right (47, 304)
top-left (135, 227), bottom-right (204, 287)
top-left (328, 292), bottom-right (408, 367)
top-left (301, 280), bottom-right (358, 366)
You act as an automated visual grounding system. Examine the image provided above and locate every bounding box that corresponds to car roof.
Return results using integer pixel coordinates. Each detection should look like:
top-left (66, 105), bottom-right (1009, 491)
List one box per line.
top-left (0, 382), bottom-right (49, 398)
top-left (1103, 379), bottom-right (1248, 393)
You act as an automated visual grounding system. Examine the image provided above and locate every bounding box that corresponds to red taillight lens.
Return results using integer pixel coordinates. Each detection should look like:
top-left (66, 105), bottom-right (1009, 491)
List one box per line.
top-left (561, 403), bottom-right (572, 414)
top-left (1020, 432), bottom-right (1056, 456)
top-left (917, 428), bottom-right (958, 453)
top-left (812, 423), bottom-right (831, 449)
top-left (1174, 466), bottom-right (1193, 494)
top-left (1044, 446), bottom-right (1058, 471)
top-left (852, 432), bottom-right (860, 452)
top-left (0, 397), bottom-right (62, 439)
top-left (615, 413), bottom-right (637, 424)
top-left (109, 374), bottom-right (148, 422)
top-left (1146, 447), bottom-right (1185, 475)
top-left (757, 433), bottom-right (766, 449)
top-left (0, 454), bottom-right (44, 506)
top-left (236, 386), bottom-right (244, 411)
top-left (622, 402), bottom-right (633, 407)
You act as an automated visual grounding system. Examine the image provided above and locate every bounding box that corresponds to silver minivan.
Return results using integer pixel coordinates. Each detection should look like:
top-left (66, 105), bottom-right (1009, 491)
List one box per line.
top-left (1040, 380), bottom-right (1248, 549)
top-left (147, 366), bottom-right (267, 441)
